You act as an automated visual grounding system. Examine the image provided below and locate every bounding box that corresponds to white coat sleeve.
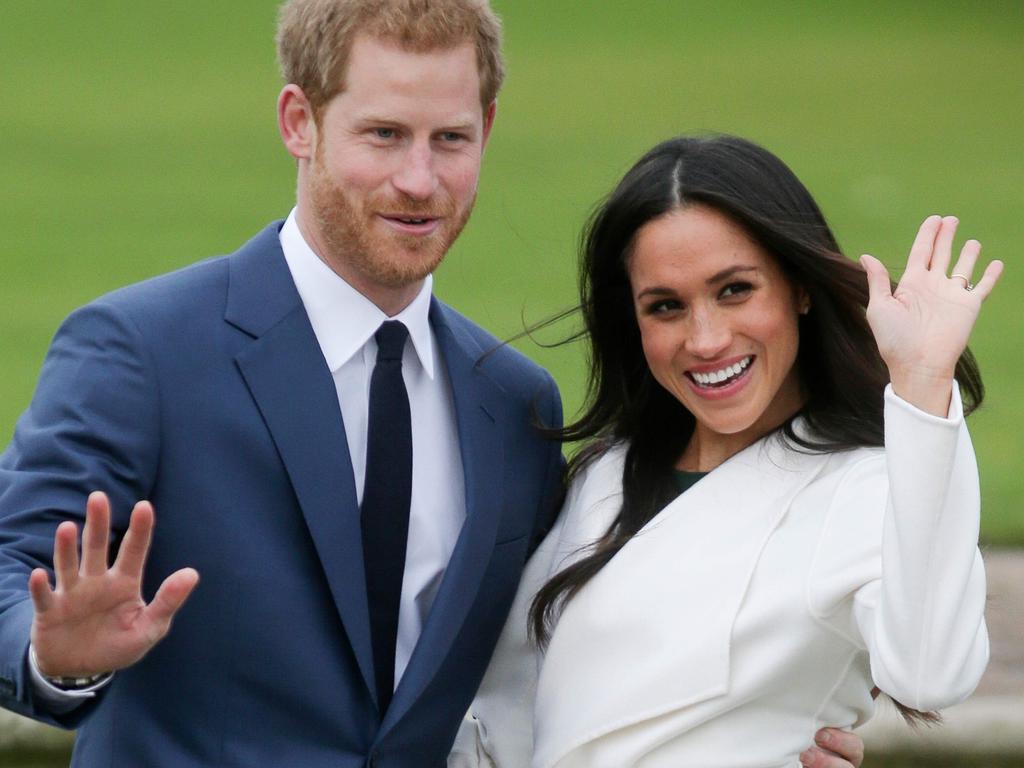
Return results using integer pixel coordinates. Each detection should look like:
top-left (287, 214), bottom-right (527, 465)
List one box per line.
top-left (816, 383), bottom-right (989, 711)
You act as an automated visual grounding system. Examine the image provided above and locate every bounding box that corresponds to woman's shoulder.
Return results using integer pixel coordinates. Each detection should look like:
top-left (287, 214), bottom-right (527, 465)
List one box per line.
top-left (554, 442), bottom-right (628, 547)
top-left (566, 441), bottom-right (628, 499)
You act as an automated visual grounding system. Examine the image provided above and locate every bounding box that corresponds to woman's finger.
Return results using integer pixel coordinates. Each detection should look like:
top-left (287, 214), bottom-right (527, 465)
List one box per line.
top-left (859, 254), bottom-right (892, 306)
top-left (971, 259), bottom-right (1004, 302)
top-left (905, 215), bottom-right (942, 274)
top-left (949, 239), bottom-right (980, 288)
top-left (929, 216), bottom-right (959, 274)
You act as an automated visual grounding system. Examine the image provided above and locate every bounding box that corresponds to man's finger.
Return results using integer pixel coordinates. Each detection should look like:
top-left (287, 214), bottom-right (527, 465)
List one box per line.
top-left (143, 568), bottom-right (200, 639)
top-left (906, 214), bottom-right (942, 273)
top-left (113, 501), bottom-right (156, 580)
top-left (800, 746), bottom-right (853, 768)
top-left (52, 521), bottom-right (81, 591)
top-left (816, 728), bottom-right (864, 767)
top-left (28, 568), bottom-right (54, 613)
top-left (81, 491), bottom-right (112, 576)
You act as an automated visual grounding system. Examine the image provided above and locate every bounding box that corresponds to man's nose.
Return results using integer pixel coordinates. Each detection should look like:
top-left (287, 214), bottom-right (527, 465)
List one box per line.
top-left (391, 142), bottom-right (439, 201)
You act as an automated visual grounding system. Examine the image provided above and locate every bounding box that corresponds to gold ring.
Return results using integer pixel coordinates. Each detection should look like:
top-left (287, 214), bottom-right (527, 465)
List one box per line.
top-left (950, 273), bottom-right (973, 290)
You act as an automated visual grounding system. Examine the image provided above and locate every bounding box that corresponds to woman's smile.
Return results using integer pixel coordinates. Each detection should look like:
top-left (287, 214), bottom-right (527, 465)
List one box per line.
top-left (685, 354), bottom-right (755, 395)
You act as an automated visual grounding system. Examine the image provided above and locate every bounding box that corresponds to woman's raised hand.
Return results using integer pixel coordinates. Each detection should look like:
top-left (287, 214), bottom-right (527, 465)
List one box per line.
top-left (860, 215), bottom-right (1003, 416)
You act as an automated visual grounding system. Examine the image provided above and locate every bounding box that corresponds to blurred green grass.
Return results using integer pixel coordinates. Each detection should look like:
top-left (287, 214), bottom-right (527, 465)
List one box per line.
top-left (1, 1), bottom-right (1022, 541)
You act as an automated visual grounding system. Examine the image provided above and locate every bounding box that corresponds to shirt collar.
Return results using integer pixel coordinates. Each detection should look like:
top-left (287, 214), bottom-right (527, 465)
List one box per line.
top-left (279, 208), bottom-right (436, 378)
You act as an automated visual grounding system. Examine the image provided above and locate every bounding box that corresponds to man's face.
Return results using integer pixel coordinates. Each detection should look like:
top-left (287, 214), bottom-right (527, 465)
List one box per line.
top-left (301, 35), bottom-right (493, 308)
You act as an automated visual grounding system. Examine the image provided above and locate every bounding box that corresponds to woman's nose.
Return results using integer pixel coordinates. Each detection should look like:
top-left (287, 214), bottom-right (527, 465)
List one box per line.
top-left (684, 309), bottom-right (731, 358)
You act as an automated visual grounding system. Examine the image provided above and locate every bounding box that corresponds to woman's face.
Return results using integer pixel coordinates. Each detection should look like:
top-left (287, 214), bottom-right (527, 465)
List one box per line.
top-left (628, 205), bottom-right (807, 462)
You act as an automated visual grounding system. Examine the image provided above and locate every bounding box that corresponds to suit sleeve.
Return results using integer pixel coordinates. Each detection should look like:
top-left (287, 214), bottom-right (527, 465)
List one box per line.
top-left (530, 372), bottom-right (566, 556)
top-left (0, 300), bottom-right (160, 726)
top-left (809, 383), bottom-right (989, 712)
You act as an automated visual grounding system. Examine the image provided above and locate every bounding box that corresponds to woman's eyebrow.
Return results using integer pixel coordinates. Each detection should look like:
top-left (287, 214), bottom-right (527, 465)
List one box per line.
top-left (706, 265), bottom-right (759, 285)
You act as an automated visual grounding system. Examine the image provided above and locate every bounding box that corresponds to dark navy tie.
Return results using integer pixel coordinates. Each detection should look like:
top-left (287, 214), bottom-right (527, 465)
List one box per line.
top-left (361, 320), bottom-right (412, 716)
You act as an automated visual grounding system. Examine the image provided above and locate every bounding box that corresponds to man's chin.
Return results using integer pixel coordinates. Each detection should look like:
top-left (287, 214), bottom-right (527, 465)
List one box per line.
top-left (368, 248), bottom-right (447, 289)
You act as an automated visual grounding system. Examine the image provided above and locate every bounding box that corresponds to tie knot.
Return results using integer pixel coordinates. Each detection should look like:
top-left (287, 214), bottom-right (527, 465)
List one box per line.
top-left (375, 320), bottom-right (409, 362)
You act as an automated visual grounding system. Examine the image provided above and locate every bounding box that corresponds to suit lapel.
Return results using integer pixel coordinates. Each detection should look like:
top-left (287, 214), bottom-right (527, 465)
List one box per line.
top-left (226, 225), bottom-right (377, 703)
top-left (383, 301), bottom-right (506, 730)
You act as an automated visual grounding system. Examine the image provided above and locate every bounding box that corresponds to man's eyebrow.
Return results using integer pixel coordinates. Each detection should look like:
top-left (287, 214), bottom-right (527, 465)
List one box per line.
top-left (353, 114), bottom-right (479, 131)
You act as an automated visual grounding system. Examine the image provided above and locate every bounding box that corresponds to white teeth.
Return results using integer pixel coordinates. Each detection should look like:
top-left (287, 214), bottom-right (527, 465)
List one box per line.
top-left (691, 356), bottom-right (752, 387)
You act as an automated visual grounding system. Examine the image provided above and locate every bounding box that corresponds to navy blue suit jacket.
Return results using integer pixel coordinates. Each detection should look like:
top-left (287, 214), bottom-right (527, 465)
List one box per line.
top-left (0, 222), bottom-right (564, 767)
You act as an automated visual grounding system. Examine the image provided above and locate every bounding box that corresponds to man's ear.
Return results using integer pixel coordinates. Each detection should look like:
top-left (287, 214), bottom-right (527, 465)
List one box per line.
top-left (481, 100), bottom-right (497, 150)
top-left (278, 84), bottom-right (316, 160)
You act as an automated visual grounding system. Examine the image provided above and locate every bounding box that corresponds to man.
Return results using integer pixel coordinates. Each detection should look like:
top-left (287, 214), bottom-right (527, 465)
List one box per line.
top-left (0, 2), bottom-right (864, 766)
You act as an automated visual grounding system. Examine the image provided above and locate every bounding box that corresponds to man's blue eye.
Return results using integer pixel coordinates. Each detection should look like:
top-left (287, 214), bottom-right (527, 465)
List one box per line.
top-left (374, 128), bottom-right (395, 139)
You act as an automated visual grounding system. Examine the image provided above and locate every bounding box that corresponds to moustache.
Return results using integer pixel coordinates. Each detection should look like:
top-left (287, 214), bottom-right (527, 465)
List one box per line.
top-left (373, 195), bottom-right (456, 220)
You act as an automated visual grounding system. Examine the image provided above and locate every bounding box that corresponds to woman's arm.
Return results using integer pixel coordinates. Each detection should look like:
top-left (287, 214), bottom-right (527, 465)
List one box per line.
top-left (850, 215), bottom-right (1000, 708)
top-left (860, 384), bottom-right (989, 709)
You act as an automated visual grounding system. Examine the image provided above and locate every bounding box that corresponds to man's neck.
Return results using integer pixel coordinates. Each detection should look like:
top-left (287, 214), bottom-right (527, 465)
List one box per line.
top-left (293, 204), bottom-right (424, 317)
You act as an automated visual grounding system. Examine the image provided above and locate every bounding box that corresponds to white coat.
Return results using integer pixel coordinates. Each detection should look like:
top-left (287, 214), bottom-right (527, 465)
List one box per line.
top-left (450, 386), bottom-right (989, 768)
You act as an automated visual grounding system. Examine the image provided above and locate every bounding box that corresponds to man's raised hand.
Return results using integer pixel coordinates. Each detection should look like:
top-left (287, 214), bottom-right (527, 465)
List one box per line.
top-left (28, 491), bottom-right (199, 678)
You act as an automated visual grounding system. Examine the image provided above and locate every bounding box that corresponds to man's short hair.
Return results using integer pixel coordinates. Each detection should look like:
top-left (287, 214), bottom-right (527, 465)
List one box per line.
top-left (276, 0), bottom-right (505, 121)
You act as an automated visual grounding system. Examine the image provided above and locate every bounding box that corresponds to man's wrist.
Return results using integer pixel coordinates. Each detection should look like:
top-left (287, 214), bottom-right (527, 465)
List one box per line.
top-left (29, 645), bottom-right (113, 691)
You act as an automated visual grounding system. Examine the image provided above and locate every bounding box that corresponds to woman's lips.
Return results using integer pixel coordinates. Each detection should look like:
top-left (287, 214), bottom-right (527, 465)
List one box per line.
top-left (684, 355), bottom-right (755, 399)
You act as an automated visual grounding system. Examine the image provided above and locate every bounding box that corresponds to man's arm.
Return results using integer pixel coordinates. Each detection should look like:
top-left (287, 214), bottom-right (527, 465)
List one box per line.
top-left (529, 372), bottom-right (566, 554)
top-left (802, 728), bottom-right (864, 768)
top-left (0, 301), bottom-right (193, 723)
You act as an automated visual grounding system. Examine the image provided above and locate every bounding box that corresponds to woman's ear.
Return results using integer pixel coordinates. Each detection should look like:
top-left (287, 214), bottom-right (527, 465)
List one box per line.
top-left (797, 287), bottom-right (812, 315)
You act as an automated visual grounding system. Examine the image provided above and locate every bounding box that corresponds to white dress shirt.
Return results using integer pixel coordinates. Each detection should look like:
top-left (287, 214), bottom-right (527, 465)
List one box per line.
top-left (31, 210), bottom-right (466, 705)
top-left (280, 209), bottom-right (466, 687)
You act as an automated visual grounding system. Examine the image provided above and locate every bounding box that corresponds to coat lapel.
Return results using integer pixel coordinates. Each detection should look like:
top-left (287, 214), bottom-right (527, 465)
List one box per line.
top-left (225, 224), bottom-right (377, 703)
top-left (534, 434), bottom-right (832, 768)
top-left (383, 301), bottom-right (507, 730)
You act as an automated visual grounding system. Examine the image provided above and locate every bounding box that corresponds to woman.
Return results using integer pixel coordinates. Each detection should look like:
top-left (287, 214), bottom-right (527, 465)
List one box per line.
top-left (452, 135), bottom-right (1000, 768)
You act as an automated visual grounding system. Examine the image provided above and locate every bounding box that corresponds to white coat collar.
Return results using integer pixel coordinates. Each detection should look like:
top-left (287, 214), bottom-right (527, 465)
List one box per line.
top-left (534, 428), bottom-right (834, 768)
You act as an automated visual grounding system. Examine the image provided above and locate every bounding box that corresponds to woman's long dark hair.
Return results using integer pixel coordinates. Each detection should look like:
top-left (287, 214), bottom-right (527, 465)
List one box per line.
top-left (530, 135), bottom-right (983, 725)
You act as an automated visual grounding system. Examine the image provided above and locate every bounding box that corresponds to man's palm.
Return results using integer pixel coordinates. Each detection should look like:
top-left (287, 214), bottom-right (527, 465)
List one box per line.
top-left (29, 492), bottom-right (199, 678)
